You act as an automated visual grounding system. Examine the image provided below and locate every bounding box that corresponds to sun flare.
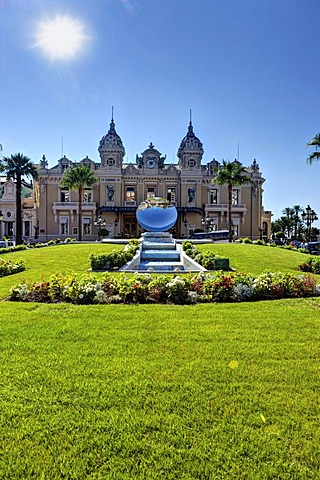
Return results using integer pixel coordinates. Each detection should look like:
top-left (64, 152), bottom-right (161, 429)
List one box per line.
top-left (34, 15), bottom-right (89, 61)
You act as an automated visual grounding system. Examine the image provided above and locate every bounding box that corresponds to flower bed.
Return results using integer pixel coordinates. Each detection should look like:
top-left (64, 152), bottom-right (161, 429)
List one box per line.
top-left (299, 257), bottom-right (320, 274)
top-left (8, 271), bottom-right (319, 305)
top-left (0, 258), bottom-right (25, 278)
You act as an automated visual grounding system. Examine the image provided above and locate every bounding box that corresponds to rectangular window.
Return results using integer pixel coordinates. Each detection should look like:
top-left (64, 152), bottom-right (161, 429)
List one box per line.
top-left (60, 217), bottom-right (69, 235)
top-left (83, 190), bottom-right (92, 203)
top-left (126, 186), bottom-right (135, 201)
top-left (147, 187), bottom-right (155, 198)
top-left (6, 222), bottom-right (14, 237)
top-left (232, 189), bottom-right (239, 205)
top-left (83, 217), bottom-right (91, 235)
top-left (60, 189), bottom-right (70, 202)
top-left (167, 187), bottom-right (176, 203)
top-left (210, 188), bottom-right (218, 204)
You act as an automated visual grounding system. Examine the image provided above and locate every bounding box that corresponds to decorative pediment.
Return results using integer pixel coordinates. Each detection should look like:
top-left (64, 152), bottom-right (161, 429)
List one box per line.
top-left (125, 163), bottom-right (138, 174)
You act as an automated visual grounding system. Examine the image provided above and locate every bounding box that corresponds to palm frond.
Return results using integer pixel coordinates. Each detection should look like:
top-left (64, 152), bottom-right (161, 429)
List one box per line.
top-left (306, 133), bottom-right (320, 148)
top-left (214, 159), bottom-right (250, 187)
top-left (61, 163), bottom-right (97, 190)
top-left (306, 151), bottom-right (320, 165)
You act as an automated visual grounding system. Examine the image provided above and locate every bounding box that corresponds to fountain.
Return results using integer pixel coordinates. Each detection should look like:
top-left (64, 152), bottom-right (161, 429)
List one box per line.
top-left (120, 198), bottom-right (205, 273)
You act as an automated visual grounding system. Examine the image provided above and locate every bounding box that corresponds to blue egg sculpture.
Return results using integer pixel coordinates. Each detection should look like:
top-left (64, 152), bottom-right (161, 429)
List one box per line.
top-left (136, 197), bottom-right (178, 232)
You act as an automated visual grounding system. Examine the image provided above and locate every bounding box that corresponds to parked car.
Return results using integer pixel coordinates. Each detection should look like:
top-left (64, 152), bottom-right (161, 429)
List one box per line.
top-left (273, 239), bottom-right (284, 245)
top-left (291, 240), bottom-right (302, 248)
top-left (306, 242), bottom-right (320, 255)
top-left (0, 240), bottom-right (15, 249)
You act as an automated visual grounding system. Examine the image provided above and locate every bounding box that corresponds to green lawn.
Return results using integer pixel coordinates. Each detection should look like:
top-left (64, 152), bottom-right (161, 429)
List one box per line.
top-left (197, 242), bottom-right (311, 276)
top-left (0, 243), bottom-right (319, 479)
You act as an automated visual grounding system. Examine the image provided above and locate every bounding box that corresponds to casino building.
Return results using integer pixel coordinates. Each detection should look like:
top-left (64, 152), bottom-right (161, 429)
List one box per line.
top-left (0, 116), bottom-right (271, 242)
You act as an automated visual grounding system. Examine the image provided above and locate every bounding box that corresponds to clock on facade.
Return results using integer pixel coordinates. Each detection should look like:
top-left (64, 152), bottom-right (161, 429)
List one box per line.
top-left (146, 157), bottom-right (157, 168)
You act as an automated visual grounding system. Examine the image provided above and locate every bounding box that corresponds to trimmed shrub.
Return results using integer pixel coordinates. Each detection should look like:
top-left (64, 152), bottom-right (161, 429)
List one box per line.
top-left (182, 240), bottom-right (229, 270)
top-left (90, 242), bottom-right (140, 270)
top-left (64, 237), bottom-right (76, 243)
top-left (0, 244), bottom-right (27, 255)
top-left (254, 239), bottom-right (265, 246)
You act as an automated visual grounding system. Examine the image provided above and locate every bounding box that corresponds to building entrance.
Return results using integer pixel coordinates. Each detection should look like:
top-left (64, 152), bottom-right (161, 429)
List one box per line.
top-left (123, 215), bottom-right (138, 238)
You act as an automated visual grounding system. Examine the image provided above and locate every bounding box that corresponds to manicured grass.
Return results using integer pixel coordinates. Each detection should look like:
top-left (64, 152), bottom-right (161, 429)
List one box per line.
top-left (0, 242), bottom-right (312, 300)
top-left (1, 300), bottom-right (319, 479)
top-left (197, 242), bottom-right (311, 276)
top-left (0, 244), bottom-right (319, 479)
top-left (0, 243), bottom-right (122, 300)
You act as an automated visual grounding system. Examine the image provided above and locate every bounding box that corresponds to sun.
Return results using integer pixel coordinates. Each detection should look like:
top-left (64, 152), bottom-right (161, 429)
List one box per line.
top-left (33, 15), bottom-right (89, 61)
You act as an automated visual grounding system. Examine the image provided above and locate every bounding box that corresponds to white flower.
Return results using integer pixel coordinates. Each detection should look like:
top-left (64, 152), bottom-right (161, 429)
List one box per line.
top-left (95, 290), bottom-right (107, 303)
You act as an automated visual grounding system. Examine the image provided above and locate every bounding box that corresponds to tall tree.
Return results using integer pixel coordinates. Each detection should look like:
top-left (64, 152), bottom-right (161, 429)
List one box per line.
top-left (281, 207), bottom-right (294, 239)
top-left (60, 163), bottom-right (97, 241)
top-left (306, 133), bottom-right (320, 164)
top-left (273, 206), bottom-right (305, 242)
top-left (214, 160), bottom-right (250, 242)
top-left (0, 153), bottom-right (38, 245)
top-left (271, 219), bottom-right (285, 238)
top-left (292, 205), bottom-right (303, 239)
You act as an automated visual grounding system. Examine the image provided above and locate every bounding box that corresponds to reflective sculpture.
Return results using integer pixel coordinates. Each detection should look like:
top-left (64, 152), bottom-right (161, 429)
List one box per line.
top-left (136, 197), bottom-right (177, 232)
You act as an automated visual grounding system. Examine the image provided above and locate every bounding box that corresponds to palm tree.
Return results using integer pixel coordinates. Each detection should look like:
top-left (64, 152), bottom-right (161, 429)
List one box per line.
top-left (281, 207), bottom-right (295, 240)
top-left (0, 153), bottom-right (38, 245)
top-left (60, 163), bottom-right (97, 241)
top-left (214, 160), bottom-right (250, 242)
top-left (292, 205), bottom-right (303, 239)
top-left (306, 133), bottom-right (320, 164)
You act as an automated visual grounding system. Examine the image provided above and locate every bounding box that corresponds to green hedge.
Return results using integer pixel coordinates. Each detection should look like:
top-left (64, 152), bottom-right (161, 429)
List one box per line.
top-left (90, 240), bottom-right (140, 270)
top-left (0, 245), bottom-right (27, 255)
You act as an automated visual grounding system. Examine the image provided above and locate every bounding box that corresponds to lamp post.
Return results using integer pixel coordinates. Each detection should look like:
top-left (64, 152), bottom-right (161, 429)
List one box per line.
top-left (94, 215), bottom-right (106, 241)
top-left (0, 211), bottom-right (3, 239)
top-left (301, 205), bottom-right (318, 242)
top-left (201, 215), bottom-right (214, 233)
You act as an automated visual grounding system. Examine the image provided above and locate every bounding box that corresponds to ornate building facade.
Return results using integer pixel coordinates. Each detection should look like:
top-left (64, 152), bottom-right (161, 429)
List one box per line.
top-left (0, 176), bottom-right (37, 240)
top-left (0, 117), bottom-right (271, 242)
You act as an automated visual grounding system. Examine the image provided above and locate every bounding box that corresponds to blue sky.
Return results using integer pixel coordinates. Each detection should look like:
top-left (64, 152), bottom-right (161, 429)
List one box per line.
top-left (1, 0), bottom-right (320, 220)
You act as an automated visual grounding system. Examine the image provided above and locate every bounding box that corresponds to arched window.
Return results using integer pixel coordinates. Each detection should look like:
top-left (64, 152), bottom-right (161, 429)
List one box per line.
top-left (262, 221), bottom-right (268, 237)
